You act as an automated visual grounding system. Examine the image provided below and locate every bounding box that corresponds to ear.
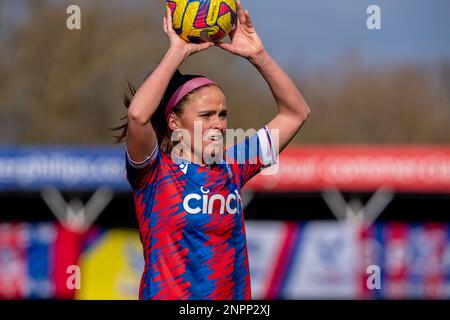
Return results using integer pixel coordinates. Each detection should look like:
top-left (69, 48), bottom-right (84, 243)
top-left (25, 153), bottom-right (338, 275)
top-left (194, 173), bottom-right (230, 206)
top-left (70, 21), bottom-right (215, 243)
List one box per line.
top-left (167, 113), bottom-right (181, 132)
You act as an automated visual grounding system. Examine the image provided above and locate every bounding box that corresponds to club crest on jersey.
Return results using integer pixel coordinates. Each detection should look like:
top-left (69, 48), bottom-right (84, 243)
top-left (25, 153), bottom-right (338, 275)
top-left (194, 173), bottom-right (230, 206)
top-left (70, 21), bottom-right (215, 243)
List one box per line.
top-left (183, 187), bottom-right (242, 215)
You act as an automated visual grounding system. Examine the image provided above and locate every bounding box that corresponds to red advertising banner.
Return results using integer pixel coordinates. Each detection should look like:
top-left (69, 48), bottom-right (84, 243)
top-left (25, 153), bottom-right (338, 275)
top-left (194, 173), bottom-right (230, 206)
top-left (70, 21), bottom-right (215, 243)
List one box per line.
top-left (247, 146), bottom-right (450, 193)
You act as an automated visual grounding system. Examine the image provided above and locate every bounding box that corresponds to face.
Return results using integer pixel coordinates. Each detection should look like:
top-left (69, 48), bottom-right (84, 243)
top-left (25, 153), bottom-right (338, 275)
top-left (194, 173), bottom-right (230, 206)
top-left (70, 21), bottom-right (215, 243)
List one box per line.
top-left (169, 85), bottom-right (228, 163)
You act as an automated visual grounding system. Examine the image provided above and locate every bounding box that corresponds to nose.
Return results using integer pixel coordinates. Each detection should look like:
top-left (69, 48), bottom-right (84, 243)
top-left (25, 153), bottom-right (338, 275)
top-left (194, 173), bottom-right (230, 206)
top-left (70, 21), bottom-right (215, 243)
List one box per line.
top-left (211, 116), bottom-right (225, 131)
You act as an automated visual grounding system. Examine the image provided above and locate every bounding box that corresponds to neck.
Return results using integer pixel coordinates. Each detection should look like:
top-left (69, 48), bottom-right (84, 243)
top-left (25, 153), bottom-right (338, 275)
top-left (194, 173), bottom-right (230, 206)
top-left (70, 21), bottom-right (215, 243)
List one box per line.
top-left (172, 145), bottom-right (205, 166)
top-left (171, 142), bottom-right (224, 167)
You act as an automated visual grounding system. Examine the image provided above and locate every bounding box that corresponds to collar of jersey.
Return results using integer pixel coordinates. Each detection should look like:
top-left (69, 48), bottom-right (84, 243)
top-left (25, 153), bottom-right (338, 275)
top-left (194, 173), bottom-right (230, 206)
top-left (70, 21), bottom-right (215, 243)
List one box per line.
top-left (171, 154), bottom-right (233, 185)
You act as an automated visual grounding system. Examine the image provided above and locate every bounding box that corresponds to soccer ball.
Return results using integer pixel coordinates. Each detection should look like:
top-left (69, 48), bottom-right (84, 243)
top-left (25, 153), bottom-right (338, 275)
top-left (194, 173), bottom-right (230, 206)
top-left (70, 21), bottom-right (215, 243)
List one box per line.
top-left (166, 0), bottom-right (237, 43)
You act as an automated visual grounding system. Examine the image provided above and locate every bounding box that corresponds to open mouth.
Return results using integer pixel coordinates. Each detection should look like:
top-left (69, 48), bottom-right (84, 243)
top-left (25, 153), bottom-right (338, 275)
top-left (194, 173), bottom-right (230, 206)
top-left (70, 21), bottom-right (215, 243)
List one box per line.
top-left (206, 131), bottom-right (224, 142)
top-left (208, 136), bottom-right (221, 142)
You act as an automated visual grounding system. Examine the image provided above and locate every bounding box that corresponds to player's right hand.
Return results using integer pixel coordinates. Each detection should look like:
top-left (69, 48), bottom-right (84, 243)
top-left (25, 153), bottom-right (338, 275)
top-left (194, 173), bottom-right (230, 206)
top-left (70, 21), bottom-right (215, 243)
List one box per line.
top-left (163, 6), bottom-right (213, 60)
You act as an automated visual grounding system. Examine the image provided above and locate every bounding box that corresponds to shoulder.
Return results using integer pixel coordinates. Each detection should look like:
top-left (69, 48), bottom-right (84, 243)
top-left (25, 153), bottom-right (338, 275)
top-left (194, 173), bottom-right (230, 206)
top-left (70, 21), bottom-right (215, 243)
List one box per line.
top-left (125, 147), bottom-right (170, 190)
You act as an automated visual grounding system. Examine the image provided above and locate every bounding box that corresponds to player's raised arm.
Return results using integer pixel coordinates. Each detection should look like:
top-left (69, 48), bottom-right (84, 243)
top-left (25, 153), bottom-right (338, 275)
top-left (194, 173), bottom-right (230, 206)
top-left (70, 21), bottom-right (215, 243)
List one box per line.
top-left (250, 50), bottom-right (311, 154)
top-left (126, 7), bottom-right (213, 163)
top-left (215, 0), bottom-right (310, 153)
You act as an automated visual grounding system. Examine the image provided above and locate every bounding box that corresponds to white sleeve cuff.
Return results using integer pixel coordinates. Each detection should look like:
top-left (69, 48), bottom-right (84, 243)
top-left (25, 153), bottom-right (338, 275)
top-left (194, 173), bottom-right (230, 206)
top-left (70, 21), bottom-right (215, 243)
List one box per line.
top-left (257, 126), bottom-right (278, 168)
top-left (126, 141), bottom-right (159, 169)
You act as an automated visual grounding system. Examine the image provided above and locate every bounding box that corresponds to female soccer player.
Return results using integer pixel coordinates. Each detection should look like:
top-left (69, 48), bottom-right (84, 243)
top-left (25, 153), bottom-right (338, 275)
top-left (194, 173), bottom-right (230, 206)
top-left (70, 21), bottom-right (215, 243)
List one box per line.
top-left (116, 1), bottom-right (310, 300)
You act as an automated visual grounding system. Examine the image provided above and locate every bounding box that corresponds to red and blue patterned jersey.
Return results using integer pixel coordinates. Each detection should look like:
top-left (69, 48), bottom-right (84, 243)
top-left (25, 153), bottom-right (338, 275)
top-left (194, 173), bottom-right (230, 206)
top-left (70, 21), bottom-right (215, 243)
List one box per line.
top-left (125, 126), bottom-right (276, 300)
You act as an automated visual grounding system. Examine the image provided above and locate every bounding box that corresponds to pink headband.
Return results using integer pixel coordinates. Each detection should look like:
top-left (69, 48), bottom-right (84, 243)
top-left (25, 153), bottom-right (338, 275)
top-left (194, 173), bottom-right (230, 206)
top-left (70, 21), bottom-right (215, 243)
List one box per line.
top-left (165, 77), bottom-right (216, 120)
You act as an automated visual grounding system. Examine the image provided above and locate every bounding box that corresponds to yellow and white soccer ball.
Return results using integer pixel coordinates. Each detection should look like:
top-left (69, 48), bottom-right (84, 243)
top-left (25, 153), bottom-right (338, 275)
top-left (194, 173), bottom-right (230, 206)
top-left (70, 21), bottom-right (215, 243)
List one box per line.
top-left (166, 0), bottom-right (237, 43)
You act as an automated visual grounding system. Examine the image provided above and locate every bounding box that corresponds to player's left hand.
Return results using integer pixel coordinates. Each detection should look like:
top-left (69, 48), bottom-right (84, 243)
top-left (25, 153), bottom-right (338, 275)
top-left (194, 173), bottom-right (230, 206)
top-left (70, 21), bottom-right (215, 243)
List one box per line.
top-left (215, 0), bottom-right (265, 62)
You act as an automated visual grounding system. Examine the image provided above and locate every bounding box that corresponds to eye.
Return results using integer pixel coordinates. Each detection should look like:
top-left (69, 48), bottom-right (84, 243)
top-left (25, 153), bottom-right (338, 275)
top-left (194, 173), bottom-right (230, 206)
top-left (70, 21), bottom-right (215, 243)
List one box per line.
top-left (220, 111), bottom-right (228, 118)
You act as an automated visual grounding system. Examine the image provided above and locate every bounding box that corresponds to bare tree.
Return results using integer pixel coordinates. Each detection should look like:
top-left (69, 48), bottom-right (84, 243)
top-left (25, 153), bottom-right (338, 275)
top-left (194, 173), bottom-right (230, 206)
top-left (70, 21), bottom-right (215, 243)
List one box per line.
top-left (0, 1), bottom-right (449, 145)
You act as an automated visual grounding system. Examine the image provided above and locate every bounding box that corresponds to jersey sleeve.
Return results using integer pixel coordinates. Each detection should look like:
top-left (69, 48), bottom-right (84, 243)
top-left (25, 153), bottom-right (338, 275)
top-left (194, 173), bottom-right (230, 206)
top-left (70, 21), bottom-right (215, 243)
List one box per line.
top-left (226, 126), bottom-right (278, 188)
top-left (125, 142), bottom-right (160, 190)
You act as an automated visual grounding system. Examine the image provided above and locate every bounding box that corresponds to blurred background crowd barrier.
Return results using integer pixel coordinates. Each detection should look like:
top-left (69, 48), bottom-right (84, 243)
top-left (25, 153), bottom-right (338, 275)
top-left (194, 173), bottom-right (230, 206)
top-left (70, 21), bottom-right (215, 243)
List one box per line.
top-left (1, 0), bottom-right (449, 300)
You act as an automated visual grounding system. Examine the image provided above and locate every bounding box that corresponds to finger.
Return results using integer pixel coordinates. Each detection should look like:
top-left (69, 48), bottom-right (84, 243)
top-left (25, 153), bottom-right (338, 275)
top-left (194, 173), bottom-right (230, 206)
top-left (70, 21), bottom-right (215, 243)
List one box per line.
top-left (186, 42), bottom-right (212, 55)
top-left (244, 10), bottom-right (254, 28)
top-left (236, 0), bottom-right (246, 25)
top-left (196, 41), bottom-right (214, 51)
top-left (163, 17), bottom-right (168, 34)
top-left (166, 6), bottom-right (174, 33)
top-left (214, 41), bottom-right (233, 52)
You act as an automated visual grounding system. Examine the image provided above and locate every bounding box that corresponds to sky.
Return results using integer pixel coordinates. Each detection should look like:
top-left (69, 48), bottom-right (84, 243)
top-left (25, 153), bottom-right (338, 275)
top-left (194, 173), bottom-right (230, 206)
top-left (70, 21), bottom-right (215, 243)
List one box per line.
top-left (245, 0), bottom-right (450, 71)
top-left (1, 0), bottom-right (449, 71)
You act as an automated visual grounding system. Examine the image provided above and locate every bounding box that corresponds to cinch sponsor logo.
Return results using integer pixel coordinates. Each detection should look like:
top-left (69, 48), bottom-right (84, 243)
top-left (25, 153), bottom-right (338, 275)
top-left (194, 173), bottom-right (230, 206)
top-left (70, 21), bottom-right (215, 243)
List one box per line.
top-left (183, 186), bottom-right (242, 215)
